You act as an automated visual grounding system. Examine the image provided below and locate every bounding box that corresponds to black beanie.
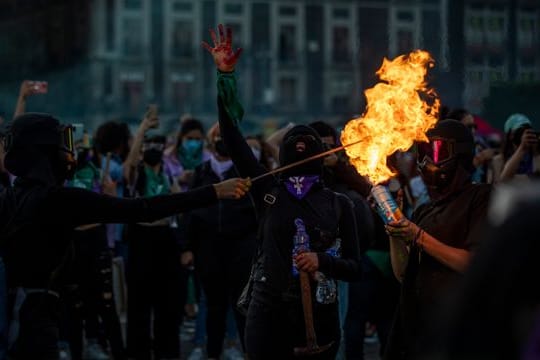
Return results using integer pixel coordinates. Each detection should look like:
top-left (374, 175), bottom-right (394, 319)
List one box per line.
top-left (279, 125), bottom-right (324, 177)
top-left (427, 119), bottom-right (475, 172)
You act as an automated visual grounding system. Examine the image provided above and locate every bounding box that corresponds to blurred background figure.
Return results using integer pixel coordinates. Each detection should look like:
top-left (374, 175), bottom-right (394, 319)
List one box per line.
top-left (490, 113), bottom-right (540, 183)
top-left (182, 123), bottom-right (257, 360)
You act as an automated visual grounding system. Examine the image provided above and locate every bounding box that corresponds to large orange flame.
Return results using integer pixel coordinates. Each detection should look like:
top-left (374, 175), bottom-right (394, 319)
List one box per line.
top-left (341, 50), bottom-right (440, 185)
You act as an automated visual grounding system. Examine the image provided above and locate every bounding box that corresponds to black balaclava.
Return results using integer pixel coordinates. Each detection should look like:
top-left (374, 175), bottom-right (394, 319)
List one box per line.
top-left (4, 113), bottom-right (76, 185)
top-left (417, 119), bottom-right (474, 197)
top-left (279, 125), bottom-right (324, 178)
top-left (143, 135), bottom-right (166, 167)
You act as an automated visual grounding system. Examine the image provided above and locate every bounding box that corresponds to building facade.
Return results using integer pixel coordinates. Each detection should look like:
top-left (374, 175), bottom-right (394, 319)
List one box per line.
top-left (87, 0), bottom-right (458, 128)
top-left (463, 0), bottom-right (540, 113)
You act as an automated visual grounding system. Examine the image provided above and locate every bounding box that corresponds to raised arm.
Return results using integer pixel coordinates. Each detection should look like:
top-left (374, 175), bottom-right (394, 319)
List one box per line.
top-left (202, 24), bottom-right (265, 179)
top-left (13, 80), bottom-right (45, 119)
top-left (123, 110), bottom-right (159, 188)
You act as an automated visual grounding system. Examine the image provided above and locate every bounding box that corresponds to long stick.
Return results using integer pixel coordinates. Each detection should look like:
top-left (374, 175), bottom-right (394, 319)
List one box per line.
top-left (251, 139), bottom-right (363, 182)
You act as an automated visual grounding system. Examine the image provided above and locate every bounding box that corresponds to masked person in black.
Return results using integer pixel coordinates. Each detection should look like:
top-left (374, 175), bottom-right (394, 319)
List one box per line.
top-left (203, 25), bottom-right (362, 359)
top-left (0, 113), bottom-right (250, 359)
top-left (383, 119), bottom-right (491, 360)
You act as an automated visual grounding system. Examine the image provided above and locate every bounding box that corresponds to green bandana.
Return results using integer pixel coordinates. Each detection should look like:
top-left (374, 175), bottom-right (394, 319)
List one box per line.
top-left (217, 71), bottom-right (244, 126)
top-left (144, 166), bottom-right (170, 197)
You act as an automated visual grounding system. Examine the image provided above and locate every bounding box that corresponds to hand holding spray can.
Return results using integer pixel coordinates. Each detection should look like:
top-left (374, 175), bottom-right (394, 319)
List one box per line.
top-left (371, 184), bottom-right (404, 224)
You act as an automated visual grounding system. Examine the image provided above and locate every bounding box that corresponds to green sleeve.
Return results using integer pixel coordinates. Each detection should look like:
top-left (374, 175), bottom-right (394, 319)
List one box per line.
top-left (217, 71), bottom-right (244, 126)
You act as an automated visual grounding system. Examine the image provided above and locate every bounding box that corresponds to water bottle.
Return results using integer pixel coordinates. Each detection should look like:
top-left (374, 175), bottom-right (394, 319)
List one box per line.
top-left (292, 218), bottom-right (310, 277)
top-left (315, 239), bottom-right (340, 304)
top-left (315, 272), bottom-right (337, 304)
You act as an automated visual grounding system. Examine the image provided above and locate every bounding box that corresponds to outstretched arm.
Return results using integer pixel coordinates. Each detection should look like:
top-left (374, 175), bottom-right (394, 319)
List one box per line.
top-left (203, 24), bottom-right (265, 179)
top-left (50, 178), bottom-right (251, 227)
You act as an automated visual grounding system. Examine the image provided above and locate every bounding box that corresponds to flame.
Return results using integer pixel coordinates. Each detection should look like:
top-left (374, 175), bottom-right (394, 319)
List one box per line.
top-left (341, 50), bottom-right (440, 185)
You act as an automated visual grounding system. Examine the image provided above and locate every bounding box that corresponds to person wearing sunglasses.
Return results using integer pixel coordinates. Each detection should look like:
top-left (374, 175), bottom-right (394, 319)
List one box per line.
top-left (0, 113), bottom-right (250, 359)
top-left (383, 119), bottom-right (491, 360)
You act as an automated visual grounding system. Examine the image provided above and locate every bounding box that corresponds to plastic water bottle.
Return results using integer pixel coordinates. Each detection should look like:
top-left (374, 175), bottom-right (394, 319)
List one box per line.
top-left (315, 272), bottom-right (337, 304)
top-left (315, 239), bottom-right (340, 304)
top-left (292, 218), bottom-right (310, 277)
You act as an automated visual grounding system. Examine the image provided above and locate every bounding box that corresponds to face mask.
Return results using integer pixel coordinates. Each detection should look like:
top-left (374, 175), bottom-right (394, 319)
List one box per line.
top-left (251, 147), bottom-right (261, 161)
top-left (182, 139), bottom-right (203, 155)
top-left (214, 139), bottom-right (229, 157)
top-left (143, 149), bottom-right (163, 166)
top-left (210, 155), bottom-right (233, 180)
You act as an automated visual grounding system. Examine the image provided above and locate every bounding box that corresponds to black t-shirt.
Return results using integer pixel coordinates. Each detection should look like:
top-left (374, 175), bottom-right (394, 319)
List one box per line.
top-left (389, 183), bottom-right (491, 358)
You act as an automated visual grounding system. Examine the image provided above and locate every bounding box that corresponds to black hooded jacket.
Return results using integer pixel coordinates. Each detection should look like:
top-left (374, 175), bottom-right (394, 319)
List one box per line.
top-left (217, 96), bottom-right (361, 306)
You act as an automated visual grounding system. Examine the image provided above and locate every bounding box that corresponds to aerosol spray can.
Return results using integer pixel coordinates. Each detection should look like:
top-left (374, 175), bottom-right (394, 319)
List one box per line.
top-left (371, 184), bottom-right (404, 224)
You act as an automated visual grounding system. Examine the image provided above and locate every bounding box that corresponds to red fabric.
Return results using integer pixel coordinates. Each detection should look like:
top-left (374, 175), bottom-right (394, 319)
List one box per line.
top-left (474, 115), bottom-right (503, 136)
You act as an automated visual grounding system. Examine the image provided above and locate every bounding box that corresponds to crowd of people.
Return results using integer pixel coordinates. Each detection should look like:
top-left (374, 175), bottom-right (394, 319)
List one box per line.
top-left (0, 24), bottom-right (539, 360)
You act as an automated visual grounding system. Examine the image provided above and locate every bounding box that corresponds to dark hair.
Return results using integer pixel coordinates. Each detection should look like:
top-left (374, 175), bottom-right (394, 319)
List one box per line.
top-left (309, 121), bottom-right (338, 143)
top-left (447, 108), bottom-right (471, 122)
top-left (179, 118), bottom-right (204, 138)
top-left (438, 105), bottom-right (450, 121)
top-left (145, 135), bottom-right (167, 144)
top-left (94, 121), bottom-right (131, 156)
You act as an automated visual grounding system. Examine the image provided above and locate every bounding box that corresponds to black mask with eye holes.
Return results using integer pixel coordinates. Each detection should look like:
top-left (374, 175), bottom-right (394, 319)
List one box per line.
top-left (417, 119), bottom-right (474, 191)
top-left (279, 125), bottom-right (324, 177)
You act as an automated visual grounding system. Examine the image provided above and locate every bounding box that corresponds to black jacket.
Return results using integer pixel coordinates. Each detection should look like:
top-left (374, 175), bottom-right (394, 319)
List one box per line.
top-left (217, 96), bottom-right (362, 306)
top-left (0, 177), bottom-right (217, 289)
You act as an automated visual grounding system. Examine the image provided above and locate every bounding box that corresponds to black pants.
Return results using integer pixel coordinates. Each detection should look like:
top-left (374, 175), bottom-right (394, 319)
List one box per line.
top-left (245, 298), bottom-right (340, 360)
top-left (195, 233), bottom-right (255, 358)
top-left (126, 224), bottom-right (181, 360)
top-left (345, 255), bottom-right (399, 359)
top-left (61, 225), bottom-right (126, 360)
top-left (9, 292), bottom-right (60, 359)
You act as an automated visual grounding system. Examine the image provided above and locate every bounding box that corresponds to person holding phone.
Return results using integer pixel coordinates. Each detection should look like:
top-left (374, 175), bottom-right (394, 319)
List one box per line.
top-left (13, 80), bottom-right (48, 119)
top-left (123, 105), bottom-right (188, 359)
top-left (0, 113), bottom-right (250, 359)
top-left (490, 113), bottom-right (540, 183)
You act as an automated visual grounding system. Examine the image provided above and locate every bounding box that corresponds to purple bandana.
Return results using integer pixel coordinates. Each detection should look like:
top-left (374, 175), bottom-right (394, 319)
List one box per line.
top-left (284, 175), bottom-right (319, 199)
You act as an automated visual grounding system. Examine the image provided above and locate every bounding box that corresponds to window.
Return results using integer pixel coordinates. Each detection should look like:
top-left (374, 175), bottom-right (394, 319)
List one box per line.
top-left (332, 96), bottom-right (349, 113)
top-left (227, 23), bottom-right (243, 47)
top-left (279, 6), bottom-right (297, 17)
top-left (172, 80), bottom-right (193, 112)
top-left (487, 16), bottom-right (504, 31)
top-left (122, 80), bottom-right (144, 111)
top-left (489, 70), bottom-right (504, 82)
top-left (225, 3), bottom-right (243, 15)
top-left (123, 18), bottom-right (143, 56)
top-left (104, 65), bottom-right (113, 96)
top-left (173, 1), bottom-right (192, 12)
top-left (333, 8), bottom-right (349, 20)
top-left (171, 20), bottom-right (193, 58)
top-left (332, 26), bottom-right (350, 63)
top-left (279, 78), bottom-right (297, 107)
top-left (124, 0), bottom-right (142, 10)
top-left (105, 0), bottom-right (115, 51)
top-left (397, 11), bottom-right (414, 22)
top-left (397, 30), bottom-right (414, 54)
top-left (279, 25), bottom-right (297, 63)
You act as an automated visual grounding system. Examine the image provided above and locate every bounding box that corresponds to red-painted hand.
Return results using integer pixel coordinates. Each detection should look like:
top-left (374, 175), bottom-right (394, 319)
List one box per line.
top-left (202, 24), bottom-right (243, 72)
